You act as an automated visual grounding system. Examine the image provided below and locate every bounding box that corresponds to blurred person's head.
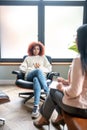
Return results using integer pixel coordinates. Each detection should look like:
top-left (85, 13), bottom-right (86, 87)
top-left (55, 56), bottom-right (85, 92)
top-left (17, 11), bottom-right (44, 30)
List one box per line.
top-left (27, 41), bottom-right (45, 56)
top-left (76, 24), bottom-right (87, 74)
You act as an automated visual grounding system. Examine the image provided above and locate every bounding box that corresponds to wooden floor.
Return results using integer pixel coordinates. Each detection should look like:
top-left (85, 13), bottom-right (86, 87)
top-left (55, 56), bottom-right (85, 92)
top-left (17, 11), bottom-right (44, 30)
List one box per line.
top-left (0, 85), bottom-right (68, 130)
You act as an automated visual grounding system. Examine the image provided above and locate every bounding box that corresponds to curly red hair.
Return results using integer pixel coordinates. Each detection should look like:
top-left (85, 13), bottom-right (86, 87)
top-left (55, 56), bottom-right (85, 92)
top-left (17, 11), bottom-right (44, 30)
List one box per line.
top-left (27, 41), bottom-right (45, 56)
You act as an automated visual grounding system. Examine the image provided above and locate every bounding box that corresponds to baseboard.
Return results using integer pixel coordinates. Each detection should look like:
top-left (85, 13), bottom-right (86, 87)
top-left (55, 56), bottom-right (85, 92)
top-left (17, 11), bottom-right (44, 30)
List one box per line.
top-left (0, 80), bottom-right (15, 85)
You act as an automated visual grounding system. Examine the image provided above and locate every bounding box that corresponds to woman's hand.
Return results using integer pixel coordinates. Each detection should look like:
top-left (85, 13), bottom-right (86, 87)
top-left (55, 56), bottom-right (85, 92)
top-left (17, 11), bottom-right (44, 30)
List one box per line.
top-left (56, 82), bottom-right (63, 91)
top-left (34, 63), bottom-right (40, 68)
top-left (57, 77), bottom-right (64, 82)
top-left (56, 82), bottom-right (65, 93)
top-left (57, 77), bottom-right (69, 85)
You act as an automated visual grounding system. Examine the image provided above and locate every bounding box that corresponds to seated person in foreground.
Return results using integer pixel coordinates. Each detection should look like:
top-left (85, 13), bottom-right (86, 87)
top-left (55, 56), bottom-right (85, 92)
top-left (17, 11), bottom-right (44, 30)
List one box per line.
top-left (33, 24), bottom-right (87, 128)
top-left (19, 41), bottom-right (52, 118)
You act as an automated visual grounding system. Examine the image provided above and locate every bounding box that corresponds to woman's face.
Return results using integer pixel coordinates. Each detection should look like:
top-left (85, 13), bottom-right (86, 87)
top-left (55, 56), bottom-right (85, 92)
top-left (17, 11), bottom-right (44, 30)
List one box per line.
top-left (32, 45), bottom-right (40, 56)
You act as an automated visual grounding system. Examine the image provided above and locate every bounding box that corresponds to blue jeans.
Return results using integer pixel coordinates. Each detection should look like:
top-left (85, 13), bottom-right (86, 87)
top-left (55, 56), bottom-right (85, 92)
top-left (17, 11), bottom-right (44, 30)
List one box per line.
top-left (26, 69), bottom-right (49, 106)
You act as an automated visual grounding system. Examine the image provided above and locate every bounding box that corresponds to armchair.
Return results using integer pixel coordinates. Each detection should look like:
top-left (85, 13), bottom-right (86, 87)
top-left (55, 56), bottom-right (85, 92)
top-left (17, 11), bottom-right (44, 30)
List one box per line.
top-left (12, 55), bottom-right (60, 104)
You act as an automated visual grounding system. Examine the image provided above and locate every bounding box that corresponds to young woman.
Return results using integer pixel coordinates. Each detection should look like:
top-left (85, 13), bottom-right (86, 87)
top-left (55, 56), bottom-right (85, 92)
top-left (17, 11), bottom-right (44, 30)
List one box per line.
top-left (33, 24), bottom-right (87, 128)
top-left (19, 41), bottom-right (52, 118)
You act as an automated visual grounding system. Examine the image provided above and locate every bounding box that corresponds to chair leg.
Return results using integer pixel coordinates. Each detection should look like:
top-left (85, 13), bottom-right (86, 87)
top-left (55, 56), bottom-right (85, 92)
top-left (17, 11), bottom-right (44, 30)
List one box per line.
top-left (24, 94), bottom-right (46, 104)
top-left (18, 92), bottom-right (34, 103)
top-left (19, 92), bottom-right (34, 97)
top-left (0, 118), bottom-right (5, 125)
top-left (19, 93), bottom-right (34, 103)
top-left (40, 95), bottom-right (46, 101)
top-left (24, 94), bottom-right (34, 104)
top-left (19, 91), bottom-right (46, 103)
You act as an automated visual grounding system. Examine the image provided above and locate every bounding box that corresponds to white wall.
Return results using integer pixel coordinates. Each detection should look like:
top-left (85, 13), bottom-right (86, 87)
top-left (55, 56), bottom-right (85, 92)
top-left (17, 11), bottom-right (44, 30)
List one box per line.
top-left (0, 64), bottom-right (69, 85)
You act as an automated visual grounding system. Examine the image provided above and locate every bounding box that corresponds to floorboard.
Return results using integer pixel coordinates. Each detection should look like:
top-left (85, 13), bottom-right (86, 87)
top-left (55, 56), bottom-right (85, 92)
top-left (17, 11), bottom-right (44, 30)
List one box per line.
top-left (0, 85), bottom-right (67, 130)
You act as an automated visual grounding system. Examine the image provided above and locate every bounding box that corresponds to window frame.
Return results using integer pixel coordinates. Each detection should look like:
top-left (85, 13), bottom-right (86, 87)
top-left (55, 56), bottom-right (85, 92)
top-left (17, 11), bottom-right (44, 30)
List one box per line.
top-left (0, 0), bottom-right (87, 62)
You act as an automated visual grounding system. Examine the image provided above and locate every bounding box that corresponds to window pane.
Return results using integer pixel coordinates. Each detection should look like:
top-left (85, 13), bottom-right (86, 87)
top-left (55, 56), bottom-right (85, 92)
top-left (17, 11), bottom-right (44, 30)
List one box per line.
top-left (44, 0), bottom-right (86, 1)
top-left (0, 6), bottom-right (38, 58)
top-left (45, 6), bottom-right (83, 59)
top-left (0, 0), bottom-right (40, 1)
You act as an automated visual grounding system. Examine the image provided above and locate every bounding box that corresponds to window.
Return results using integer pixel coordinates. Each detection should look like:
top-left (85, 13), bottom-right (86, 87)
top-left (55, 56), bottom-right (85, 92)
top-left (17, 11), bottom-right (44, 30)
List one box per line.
top-left (45, 6), bottom-right (83, 59)
top-left (0, 0), bottom-right (87, 62)
top-left (0, 6), bottom-right (38, 59)
top-left (43, 0), bottom-right (86, 1)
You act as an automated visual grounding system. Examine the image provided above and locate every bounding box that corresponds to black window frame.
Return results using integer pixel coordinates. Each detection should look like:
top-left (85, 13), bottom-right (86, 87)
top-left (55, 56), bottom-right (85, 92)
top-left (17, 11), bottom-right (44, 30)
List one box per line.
top-left (0, 0), bottom-right (87, 62)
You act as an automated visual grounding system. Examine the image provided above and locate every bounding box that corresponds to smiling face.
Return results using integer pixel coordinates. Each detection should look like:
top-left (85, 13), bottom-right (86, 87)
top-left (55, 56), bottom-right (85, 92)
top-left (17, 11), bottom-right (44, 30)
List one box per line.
top-left (32, 45), bottom-right (40, 56)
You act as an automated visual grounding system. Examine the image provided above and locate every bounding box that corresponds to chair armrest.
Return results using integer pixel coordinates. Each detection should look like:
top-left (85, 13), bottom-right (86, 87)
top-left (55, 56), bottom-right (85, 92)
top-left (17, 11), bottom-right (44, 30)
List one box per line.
top-left (12, 70), bottom-right (25, 79)
top-left (12, 70), bottom-right (21, 75)
top-left (47, 72), bottom-right (60, 80)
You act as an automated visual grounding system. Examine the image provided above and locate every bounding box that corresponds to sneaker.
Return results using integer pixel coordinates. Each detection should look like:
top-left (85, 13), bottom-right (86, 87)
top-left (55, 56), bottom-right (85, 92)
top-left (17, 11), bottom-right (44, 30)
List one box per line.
top-left (31, 106), bottom-right (40, 119)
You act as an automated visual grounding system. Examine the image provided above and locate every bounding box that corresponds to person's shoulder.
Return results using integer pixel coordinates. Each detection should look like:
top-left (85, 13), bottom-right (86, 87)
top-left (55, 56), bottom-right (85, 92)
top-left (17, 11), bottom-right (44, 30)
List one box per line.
top-left (24, 55), bottom-right (32, 60)
top-left (74, 55), bottom-right (80, 61)
top-left (73, 55), bottom-right (81, 66)
top-left (43, 55), bottom-right (48, 59)
top-left (39, 55), bottom-right (46, 58)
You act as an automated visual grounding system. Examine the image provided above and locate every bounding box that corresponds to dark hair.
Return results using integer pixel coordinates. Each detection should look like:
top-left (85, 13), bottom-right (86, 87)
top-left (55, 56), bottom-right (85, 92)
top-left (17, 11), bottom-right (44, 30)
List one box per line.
top-left (27, 41), bottom-right (45, 56)
top-left (77, 24), bottom-right (87, 74)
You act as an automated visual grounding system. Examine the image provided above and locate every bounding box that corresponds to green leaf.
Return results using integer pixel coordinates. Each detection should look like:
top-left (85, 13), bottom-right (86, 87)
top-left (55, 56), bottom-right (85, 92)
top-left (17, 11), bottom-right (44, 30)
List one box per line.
top-left (68, 44), bottom-right (79, 53)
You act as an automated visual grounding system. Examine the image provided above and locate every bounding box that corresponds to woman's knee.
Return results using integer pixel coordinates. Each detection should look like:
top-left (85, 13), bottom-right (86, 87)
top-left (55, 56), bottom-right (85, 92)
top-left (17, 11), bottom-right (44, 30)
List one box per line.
top-left (50, 89), bottom-right (63, 104)
top-left (33, 77), bottom-right (41, 90)
top-left (50, 89), bottom-right (57, 97)
top-left (33, 77), bottom-right (38, 82)
top-left (36, 69), bottom-right (43, 75)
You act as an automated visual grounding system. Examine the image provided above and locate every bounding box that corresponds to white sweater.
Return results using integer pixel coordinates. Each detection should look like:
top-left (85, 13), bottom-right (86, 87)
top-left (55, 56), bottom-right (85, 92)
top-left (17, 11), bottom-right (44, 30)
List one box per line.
top-left (19, 55), bottom-right (52, 79)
